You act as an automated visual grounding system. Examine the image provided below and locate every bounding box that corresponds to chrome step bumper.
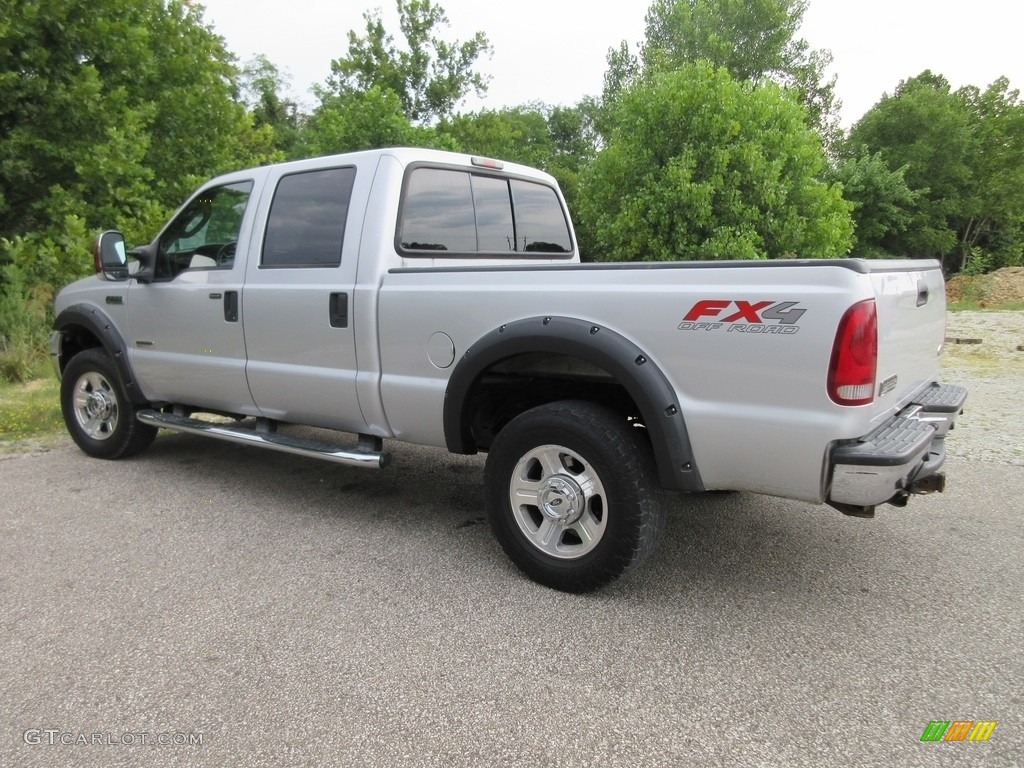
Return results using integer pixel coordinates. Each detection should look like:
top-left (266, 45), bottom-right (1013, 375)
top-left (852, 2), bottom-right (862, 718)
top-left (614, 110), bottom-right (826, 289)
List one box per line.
top-left (826, 382), bottom-right (966, 516)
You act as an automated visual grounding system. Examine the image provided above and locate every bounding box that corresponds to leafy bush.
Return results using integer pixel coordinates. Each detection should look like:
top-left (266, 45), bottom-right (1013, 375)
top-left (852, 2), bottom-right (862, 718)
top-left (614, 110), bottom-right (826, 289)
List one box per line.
top-left (577, 63), bottom-right (853, 262)
top-left (0, 262), bottom-right (53, 382)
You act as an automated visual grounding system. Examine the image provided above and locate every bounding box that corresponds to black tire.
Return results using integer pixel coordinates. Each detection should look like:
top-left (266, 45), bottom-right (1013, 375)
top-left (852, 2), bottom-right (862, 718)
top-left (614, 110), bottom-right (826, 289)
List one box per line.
top-left (484, 400), bottom-right (666, 592)
top-left (60, 348), bottom-right (157, 459)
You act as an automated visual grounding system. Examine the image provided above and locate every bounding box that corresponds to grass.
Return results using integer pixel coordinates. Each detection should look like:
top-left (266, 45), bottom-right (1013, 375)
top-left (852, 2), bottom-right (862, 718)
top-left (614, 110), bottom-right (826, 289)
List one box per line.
top-left (0, 369), bottom-right (66, 451)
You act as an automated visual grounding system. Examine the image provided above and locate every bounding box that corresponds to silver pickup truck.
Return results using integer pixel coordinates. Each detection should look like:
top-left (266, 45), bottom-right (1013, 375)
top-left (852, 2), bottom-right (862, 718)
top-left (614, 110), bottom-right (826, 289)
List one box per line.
top-left (50, 147), bottom-right (966, 591)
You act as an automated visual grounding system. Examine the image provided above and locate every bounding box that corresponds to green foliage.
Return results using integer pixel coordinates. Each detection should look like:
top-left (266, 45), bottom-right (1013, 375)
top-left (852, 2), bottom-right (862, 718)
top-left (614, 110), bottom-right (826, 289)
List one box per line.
top-left (0, 215), bottom-right (97, 381)
top-left (238, 55), bottom-right (302, 160)
top-left (299, 87), bottom-right (453, 157)
top-left (847, 71), bottom-right (1024, 272)
top-left (577, 64), bottom-right (852, 262)
top-left (605, 0), bottom-right (840, 147)
top-left (957, 78), bottom-right (1024, 271)
top-left (0, 0), bottom-right (252, 235)
top-left (0, 0), bottom-right (259, 381)
top-left (0, 261), bottom-right (53, 382)
top-left (959, 248), bottom-right (991, 277)
top-left (829, 149), bottom-right (918, 257)
top-left (847, 72), bottom-right (971, 264)
top-left (643, 0), bottom-right (807, 81)
top-left (543, 102), bottom-right (602, 211)
top-left (439, 106), bottom-right (553, 168)
top-left (138, 2), bottom-right (251, 196)
top-left (1, 0), bottom-right (249, 236)
top-left (1, 214), bottom-right (92, 294)
top-left (323, 0), bottom-right (491, 124)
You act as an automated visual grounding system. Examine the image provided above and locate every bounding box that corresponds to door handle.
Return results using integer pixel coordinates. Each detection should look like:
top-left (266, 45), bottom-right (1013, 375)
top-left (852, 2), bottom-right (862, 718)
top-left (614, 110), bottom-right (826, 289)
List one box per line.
top-left (329, 293), bottom-right (348, 328)
top-left (224, 291), bottom-right (239, 322)
top-left (916, 280), bottom-right (929, 307)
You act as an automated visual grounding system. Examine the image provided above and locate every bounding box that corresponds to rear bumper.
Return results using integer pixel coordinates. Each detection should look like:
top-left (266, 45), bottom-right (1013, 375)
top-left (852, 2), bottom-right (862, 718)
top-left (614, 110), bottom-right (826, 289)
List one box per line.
top-left (826, 383), bottom-right (967, 515)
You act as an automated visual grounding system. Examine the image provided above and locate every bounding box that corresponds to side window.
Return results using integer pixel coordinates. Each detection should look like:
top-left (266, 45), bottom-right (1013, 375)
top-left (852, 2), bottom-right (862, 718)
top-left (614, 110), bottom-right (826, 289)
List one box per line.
top-left (157, 181), bottom-right (253, 278)
top-left (398, 167), bottom-right (572, 256)
top-left (262, 167), bottom-right (356, 268)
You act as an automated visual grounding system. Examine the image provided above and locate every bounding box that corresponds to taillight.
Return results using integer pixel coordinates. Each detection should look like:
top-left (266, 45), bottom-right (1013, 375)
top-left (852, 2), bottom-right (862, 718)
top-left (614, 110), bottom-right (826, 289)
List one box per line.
top-left (828, 299), bottom-right (877, 406)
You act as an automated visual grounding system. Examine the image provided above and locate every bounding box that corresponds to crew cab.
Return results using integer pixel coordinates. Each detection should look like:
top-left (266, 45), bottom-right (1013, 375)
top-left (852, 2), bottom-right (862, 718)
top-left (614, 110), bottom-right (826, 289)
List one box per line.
top-left (50, 148), bottom-right (966, 591)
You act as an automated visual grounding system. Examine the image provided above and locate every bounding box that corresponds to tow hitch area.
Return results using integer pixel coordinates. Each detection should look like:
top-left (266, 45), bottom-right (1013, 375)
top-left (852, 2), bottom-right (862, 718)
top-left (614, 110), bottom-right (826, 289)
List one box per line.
top-left (907, 471), bottom-right (946, 495)
top-left (834, 469), bottom-right (948, 518)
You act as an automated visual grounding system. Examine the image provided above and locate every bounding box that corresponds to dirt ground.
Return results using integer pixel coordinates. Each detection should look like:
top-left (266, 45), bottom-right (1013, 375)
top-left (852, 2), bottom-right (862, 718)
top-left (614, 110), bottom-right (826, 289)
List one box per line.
top-left (946, 266), bottom-right (1024, 306)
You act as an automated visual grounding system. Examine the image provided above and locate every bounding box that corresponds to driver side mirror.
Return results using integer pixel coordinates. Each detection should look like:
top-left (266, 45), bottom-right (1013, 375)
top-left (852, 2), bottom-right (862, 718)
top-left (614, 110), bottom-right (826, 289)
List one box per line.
top-left (92, 230), bottom-right (157, 283)
top-left (93, 230), bottom-right (129, 281)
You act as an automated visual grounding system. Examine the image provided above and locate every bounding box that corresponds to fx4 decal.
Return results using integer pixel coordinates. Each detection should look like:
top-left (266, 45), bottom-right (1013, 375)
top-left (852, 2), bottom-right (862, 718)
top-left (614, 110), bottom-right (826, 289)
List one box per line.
top-left (678, 300), bottom-right (807, 335)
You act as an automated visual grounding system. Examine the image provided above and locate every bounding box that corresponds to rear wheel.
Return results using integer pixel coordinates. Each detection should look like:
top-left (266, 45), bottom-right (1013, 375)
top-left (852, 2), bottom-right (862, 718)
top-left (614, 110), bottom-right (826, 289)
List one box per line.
top-left (60, 349), bottom-right (157, 459)
top-left (484, 401), bottom-right (665, 592)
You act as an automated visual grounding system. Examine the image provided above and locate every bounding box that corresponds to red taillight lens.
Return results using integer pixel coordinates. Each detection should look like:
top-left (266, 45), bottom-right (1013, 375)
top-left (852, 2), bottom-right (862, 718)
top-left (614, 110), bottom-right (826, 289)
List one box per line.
top-left (828, 299), bottom-right (877, 406)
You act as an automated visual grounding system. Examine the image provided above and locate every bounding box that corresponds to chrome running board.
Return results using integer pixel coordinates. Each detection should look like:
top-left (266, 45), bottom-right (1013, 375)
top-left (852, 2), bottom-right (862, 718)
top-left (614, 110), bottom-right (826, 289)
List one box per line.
top-left (136, 410), bottom-right (389, 469)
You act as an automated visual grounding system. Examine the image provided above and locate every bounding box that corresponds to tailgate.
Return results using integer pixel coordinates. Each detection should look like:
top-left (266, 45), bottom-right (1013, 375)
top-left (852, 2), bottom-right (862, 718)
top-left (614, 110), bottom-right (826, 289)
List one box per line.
top-left (867, 260), bottom-right (947, 423)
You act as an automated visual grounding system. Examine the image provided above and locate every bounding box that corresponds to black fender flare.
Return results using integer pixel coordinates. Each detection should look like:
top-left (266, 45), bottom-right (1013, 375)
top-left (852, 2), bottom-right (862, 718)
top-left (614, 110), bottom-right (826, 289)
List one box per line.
top-left (53, 303), bottom-right (149, 405)
top-left (443, 316), bottom-right (703, 492)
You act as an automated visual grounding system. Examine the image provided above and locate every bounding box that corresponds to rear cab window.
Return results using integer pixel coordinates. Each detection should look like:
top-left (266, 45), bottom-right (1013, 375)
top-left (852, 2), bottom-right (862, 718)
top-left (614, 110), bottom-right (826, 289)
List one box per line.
top-left (397, 166), bottom-right (573, 258)
top-left (261, 167), bottom-right (357, 268)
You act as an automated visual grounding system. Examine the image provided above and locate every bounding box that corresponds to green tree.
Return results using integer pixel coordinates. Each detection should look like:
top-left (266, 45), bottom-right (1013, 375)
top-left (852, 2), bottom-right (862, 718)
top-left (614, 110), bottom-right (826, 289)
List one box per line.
top-left (323, 0), bottom-right (491, 124)
top-left (847, 72), bottom-right (972, 265)
top-left (605, 0), bottom-right (840, 146)
top-left (0, 0), bottom-right (250, 242)
top-left (439, 106), bottom-right (553, 167)
top-left (845, 71), bottom-right (1024, 272)
top-left (643, 0), bottom-right (806, 80)
top-left (140, 2), bottom-right (251, 199)
top-left (828, 150), bottom-right (918, 257)
top-left (238, 55), bottom-right (302, 160)
top-left (577, 63), bottom-right (852, 262)
top-left (298, 86), bottom-right (447, 157)
top-left (544, 101), bottom-right (602, 209)
top-left (955, 78), bottom-right (1024, 271)
top-left (0, 0), bottom-right (255, 376)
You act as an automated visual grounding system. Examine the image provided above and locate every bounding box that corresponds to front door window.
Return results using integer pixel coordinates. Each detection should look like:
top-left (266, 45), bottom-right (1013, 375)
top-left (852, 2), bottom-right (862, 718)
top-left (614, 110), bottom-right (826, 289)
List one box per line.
top-left (156, 181), bottom-right (253, 279)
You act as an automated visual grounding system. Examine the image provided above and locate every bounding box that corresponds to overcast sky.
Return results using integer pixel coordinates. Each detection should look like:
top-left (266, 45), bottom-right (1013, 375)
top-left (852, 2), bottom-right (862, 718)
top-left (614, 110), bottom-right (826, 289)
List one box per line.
top-left (197, 0), bottom-right (1024, 127)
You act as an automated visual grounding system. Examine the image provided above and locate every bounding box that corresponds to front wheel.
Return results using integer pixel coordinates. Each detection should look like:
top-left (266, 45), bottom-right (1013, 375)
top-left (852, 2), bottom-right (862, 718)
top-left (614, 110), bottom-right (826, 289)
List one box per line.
top-left (60, 348), bottom-right (157, 459)
top-left (484, 401), bottom-right (666, 592)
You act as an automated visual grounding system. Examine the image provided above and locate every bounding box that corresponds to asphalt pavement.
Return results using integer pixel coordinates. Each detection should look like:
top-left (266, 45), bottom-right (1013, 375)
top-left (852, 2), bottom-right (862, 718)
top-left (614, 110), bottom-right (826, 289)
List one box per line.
top-left (1, 433), bottom-right (1021, 767)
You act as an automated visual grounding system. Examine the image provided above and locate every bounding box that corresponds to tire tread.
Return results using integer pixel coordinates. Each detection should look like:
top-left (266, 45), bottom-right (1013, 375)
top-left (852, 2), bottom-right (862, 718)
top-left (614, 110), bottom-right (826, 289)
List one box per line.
top-left (485, 400), bottom-right (666, 592)
top-left (60, 348), bottom-right (157, 459)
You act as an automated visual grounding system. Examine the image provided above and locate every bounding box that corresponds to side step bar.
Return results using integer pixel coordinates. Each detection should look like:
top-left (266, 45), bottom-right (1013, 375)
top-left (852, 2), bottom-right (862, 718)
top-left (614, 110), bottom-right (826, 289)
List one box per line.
top-left (137, 410), bottom-right (389, 469)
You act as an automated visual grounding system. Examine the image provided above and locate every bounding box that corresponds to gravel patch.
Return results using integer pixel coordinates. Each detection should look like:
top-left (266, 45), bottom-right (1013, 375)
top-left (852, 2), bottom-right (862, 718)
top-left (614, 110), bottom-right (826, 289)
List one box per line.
top-left (942, 310), bottom-right (1024, 466)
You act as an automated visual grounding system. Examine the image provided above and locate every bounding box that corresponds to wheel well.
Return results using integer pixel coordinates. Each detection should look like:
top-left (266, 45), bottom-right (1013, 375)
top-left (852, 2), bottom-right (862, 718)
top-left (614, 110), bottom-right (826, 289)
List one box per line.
top-left (56, 323), bottom-right (103, 374)
top-left (464, 352), bottom-right (644, 451)
top-left (444, 316), bottom-right (704, 492)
